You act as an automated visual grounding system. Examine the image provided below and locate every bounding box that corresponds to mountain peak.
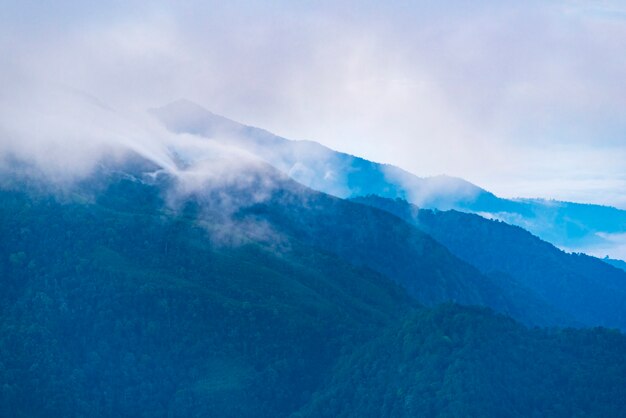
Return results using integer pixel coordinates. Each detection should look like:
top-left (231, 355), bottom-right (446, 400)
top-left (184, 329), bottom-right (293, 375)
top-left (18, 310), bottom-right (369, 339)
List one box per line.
top-left (150, 99), bottom-right (244, 137)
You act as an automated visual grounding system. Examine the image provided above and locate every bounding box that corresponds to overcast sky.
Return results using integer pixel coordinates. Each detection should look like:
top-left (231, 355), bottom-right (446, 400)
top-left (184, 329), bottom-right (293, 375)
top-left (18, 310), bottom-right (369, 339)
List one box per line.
top-left (1, 0), bottom-right (625, 207)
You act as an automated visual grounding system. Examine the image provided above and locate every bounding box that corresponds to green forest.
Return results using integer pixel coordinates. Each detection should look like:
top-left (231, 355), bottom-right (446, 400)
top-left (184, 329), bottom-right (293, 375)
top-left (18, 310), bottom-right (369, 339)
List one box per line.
top-left (2, 177), bottom-right (626, 417)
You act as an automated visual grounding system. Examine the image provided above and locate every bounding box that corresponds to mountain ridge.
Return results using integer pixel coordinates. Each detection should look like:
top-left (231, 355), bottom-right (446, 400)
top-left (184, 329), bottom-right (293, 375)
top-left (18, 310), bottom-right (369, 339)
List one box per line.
top-left (352, 195), bottom-right (626, 330)
top-left (3, 144), bottom-right (626, 416)
top-left (151, 100), bottom-right (626, 259)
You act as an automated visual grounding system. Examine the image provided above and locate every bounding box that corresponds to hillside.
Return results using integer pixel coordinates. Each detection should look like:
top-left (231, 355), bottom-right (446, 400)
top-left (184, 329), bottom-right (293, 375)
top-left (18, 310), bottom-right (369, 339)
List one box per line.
top-left (299, 304), bottom-right (626, 417)
top-left (353, 195), bottom-right (626, 330)
top-left (0, 176), bottom-right (412, 417)
top-left (3, 171), bottom-right (626, 416)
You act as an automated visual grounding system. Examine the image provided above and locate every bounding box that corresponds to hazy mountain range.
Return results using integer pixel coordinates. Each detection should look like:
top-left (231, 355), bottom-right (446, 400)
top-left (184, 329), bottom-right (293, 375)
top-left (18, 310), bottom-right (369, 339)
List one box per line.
top-left (152, 100), bottom-right (626, 262)
top-left (4, 0), bottom-right (626, 414)
top-left (2, 98), bottom-right (626, 416)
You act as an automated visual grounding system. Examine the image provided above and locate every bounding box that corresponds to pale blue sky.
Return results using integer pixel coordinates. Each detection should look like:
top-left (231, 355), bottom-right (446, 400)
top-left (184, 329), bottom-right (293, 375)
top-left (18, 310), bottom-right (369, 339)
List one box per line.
top-left (1, 0), bottom-right (625, 206)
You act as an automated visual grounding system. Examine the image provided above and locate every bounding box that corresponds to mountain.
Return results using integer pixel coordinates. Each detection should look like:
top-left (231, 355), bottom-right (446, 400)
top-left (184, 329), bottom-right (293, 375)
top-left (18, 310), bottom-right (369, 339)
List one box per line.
top-left (604, 257), bottom-right (626, 272)
top-left (0, 169), bottom-right (413, 417)
top-left (244, 190), bottom-right (573, 328)
top-left (150, 100), bottom-right (493, 207)
top-left (300, 304), bottom-right (626, 418)
top-left (352, 195), bottom-right (626, 330)
top-left (151, 100), bottom-right (626, 258)
top-left (3, 163), bottom-right (626, 417)
top-left (114, 156), bottom-right (570, 326)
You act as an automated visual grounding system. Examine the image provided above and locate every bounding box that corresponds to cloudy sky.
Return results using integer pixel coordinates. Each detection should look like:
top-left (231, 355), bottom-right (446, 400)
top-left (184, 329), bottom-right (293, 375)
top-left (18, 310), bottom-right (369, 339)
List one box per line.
top-left (1, 0), bottom-right (625, 207)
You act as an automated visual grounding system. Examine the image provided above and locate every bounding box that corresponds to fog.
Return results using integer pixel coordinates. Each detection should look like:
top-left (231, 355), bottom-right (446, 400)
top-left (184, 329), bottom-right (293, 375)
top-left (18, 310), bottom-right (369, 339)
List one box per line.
top-left (1, 0), bottom-right (625, 207)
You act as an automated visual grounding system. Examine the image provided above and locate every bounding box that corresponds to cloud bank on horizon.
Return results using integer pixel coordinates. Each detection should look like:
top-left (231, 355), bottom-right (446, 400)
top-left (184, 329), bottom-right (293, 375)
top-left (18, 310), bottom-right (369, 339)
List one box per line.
top-left (1, 0), bottom-right (625, 207)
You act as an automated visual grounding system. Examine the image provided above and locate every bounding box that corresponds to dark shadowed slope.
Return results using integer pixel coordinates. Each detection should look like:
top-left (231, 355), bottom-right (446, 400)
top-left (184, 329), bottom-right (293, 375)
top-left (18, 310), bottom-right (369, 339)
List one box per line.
top-left (353, 195), bottom-right (626, 330)
top-left (298, 304), bottom-right (626, 418)
top-left (0, 176), bottom-right (412, 418)
top-left (3, 165), bottom-right (626, 417)
top-left (238, 186), bottom-right (569, 327)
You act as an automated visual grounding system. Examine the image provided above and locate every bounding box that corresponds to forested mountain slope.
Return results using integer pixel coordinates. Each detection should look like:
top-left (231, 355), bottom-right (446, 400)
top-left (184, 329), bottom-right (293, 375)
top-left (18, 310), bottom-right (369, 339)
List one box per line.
top-left (0, 176), bottom-right (412, 417)
top-left (2, 168), bottom-right (626, 417)
top-left (353, 195), bottom-right (626, 330)
top-left (298, 304), bottom-right (626, 418)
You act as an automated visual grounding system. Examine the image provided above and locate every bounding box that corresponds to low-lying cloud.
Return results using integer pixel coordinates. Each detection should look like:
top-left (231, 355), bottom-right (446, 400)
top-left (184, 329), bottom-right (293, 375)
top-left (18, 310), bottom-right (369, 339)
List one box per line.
top-left (1, 0), bottom-right (625, 207)
top-left (0, 77), bottom-right (294, 248)
top-left (582, 232), bottom-right (626, 261)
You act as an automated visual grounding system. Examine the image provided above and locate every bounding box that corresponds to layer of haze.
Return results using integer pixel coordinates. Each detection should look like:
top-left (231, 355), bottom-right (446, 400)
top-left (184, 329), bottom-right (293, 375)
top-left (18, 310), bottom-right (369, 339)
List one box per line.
top-left (1, 0), bottom-right (625, 207)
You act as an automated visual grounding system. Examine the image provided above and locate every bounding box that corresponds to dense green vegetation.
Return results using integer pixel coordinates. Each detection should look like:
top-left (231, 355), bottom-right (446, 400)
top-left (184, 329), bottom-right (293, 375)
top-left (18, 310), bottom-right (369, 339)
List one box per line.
top-left (0, 179), bottom-right (411, 417)
top-left (300, 305), bottom-right (626, 417)
top-left (353, 195), bottom-right (626, 330)
top-left (2, 173), bottom-right (626, 417)
top-left (238, 181), bottom-right (568, 327)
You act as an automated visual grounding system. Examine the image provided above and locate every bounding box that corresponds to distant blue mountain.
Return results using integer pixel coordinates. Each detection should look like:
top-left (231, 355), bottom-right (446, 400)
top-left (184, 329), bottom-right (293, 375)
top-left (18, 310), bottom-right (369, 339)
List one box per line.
top-left (151, 100), bottom-right (626, 257)
top-left (604, 257), bottom-right (626, 272)
top-left (353, 195), bottom-right (626, 330)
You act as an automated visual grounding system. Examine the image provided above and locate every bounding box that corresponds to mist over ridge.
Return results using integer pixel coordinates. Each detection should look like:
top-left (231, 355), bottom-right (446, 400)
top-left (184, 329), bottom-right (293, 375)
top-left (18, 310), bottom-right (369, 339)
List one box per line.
top-left (2, 0), bottom-right (625, 207)
top-left (1, 83), bottom-right (625, 262)
top-left (3, 3), bottom-right (626, 415)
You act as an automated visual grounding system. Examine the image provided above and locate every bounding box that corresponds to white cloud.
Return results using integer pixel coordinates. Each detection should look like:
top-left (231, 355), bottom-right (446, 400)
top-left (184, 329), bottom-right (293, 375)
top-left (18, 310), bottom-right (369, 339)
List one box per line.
top-left (1, 0), bottom-right (624, 206)
top-left (572, 232), bottom-right (626, 261)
